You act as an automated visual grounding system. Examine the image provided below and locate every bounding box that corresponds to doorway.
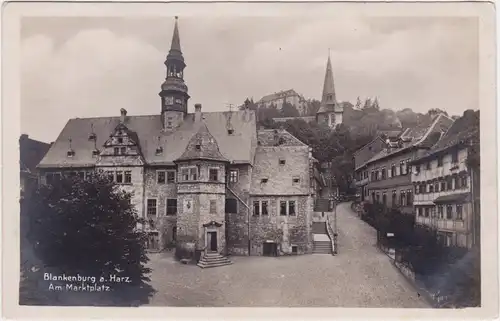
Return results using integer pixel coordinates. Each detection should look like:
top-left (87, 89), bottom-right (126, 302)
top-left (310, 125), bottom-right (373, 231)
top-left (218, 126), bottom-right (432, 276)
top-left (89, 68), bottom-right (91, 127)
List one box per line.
top-left (207, 231), bottom-right (218, 252)
top-left (263, 242), bottom-right (278, 257)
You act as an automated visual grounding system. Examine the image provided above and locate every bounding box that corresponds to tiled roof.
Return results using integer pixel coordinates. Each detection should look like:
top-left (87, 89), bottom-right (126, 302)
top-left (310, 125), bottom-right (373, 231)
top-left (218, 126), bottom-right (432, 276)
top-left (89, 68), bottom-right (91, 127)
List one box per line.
top-left (19, 135), bottom-right (51, 173)
top-left (38, 110), bottom-right (257, 168)
top-left (257, 129), bottom-right (307, 147)
top-left (364, 114), bottom-right (453, 166)
top-left (413, 110), bottom-right (479, 163)
top-left (176, 122), bottom-right (228, 162)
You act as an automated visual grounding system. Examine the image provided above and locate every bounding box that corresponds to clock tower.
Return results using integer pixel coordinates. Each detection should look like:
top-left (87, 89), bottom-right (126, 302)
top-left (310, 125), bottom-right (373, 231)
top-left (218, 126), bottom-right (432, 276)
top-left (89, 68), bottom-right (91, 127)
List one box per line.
top-left (160, 17), bottom-right (190, 130)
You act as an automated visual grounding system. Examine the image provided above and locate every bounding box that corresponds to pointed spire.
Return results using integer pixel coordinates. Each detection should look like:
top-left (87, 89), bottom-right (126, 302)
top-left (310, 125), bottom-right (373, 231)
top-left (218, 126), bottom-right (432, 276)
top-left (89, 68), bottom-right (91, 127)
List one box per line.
top-left (170, 16), bottom-right (181, 52)
top-left (321, 54), bottom-right (336, 105)
top-left (316, 53), bottom-right (337, 115)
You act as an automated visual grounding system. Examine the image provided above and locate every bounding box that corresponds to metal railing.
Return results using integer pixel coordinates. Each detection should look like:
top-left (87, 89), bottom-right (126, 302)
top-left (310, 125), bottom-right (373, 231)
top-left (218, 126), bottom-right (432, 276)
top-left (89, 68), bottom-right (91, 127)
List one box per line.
top-left (325, 211), bottom-right (336, 255)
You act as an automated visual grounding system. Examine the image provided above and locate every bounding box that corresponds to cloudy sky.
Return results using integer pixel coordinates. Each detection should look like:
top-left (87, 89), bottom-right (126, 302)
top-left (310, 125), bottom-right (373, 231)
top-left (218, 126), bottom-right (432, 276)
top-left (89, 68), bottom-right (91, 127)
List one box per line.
top-left (21, 16), bottom-right (478, 142)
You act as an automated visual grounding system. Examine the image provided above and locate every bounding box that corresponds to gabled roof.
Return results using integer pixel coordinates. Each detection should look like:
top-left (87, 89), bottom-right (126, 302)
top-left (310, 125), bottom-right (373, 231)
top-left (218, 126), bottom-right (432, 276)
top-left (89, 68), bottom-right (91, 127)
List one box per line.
top-left (19, 135), bottom-right (51, 172)
top-left (176, 122), bottom-right (228, 162)
top-left (413, 110), bottom-right (479, 163)
top-left (364, 113), bottom-right (453, 166)
top-left (38, 110), bottom-right (257, 168)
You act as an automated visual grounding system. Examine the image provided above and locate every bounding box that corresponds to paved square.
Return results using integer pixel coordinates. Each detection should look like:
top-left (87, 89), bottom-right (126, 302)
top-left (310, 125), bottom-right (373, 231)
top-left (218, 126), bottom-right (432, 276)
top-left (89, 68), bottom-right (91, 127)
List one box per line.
top-left (145, 203), bottom-right (431, 308)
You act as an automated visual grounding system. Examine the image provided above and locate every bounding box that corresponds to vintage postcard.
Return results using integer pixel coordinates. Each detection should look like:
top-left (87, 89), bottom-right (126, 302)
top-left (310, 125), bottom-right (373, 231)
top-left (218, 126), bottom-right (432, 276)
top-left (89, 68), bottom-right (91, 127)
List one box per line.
top-left (1, 1), bottom-right (498, 319)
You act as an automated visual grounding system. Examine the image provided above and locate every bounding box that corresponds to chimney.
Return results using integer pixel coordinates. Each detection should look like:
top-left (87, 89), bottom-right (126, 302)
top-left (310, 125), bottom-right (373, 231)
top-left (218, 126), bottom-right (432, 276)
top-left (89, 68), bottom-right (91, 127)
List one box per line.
top-left (120, 108), bottom-right (127, 123)
top-left (194, 103), bottom-right (202, 122)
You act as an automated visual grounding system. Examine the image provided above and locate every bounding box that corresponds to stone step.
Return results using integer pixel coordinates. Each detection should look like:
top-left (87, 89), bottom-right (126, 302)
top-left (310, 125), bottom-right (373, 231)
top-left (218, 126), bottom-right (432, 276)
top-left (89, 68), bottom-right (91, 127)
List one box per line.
top-left (199, 258), bottom-right (231, 264)
top-left (197, 261), bottom-right (233, 268)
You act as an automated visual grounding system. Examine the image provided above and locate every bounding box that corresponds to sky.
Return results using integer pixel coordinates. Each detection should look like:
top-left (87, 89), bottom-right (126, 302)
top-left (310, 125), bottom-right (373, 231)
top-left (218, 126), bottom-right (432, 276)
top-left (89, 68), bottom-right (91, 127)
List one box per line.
top-left (21, 16), bottom-right (479, 143)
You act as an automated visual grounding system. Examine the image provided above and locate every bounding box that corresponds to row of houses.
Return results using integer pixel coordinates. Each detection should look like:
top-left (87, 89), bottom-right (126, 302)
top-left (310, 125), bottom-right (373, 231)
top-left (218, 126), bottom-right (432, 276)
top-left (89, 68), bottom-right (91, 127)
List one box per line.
top-left (354, 110), bottom-right (480, 248)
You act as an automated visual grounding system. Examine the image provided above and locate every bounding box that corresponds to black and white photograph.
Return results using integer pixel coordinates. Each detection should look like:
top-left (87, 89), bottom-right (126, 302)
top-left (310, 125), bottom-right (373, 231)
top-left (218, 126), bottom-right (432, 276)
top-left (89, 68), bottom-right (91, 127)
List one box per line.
top-left (1, 1), bottom-right (498, 318)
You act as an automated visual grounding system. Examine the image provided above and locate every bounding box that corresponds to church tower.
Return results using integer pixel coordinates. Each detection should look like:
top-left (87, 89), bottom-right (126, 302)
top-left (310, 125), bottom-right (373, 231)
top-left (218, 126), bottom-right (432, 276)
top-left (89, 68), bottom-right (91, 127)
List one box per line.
top-left (159, 17), bottom-right (190, 130)
top-left (316, 54), bottom-right (343, 129)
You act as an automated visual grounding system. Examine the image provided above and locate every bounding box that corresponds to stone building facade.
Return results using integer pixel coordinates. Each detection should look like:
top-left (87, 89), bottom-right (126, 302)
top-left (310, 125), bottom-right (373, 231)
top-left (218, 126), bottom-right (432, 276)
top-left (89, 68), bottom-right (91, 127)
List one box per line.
top-left (353, 136), bottom-right (386, 200)
top-left (257, 89), bottom-right (308, 115)
top-left (36, 17), bottom-right (323, 261)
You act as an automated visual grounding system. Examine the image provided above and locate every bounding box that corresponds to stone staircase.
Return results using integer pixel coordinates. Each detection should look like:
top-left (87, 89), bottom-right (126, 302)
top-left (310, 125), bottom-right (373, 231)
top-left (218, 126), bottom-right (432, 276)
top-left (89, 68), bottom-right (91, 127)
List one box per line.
top-left (312, 222), bottom-right (333, 254)
top-left (313, 239), bottom-right (333, 254)
top-left (197, 252), bottom-right (232, 268)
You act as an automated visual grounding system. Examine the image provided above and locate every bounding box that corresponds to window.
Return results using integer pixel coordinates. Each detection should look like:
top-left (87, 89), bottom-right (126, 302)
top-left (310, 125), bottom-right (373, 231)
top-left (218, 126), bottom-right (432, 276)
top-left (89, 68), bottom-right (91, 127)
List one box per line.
top-left (453, 176), bottom-right (458, 190)
top-left (209, 200), bottom-right (217, 214)
top-left (417, 207), bottom-right (422, 216)
top-left (155, 147), bottom-right (163, 155)
top-left (292, 177), bottom-right (300, 184)
top-left (261, 178), bottom-right (268, 184)
top-left (382, 192), bottom-right (387, 206)
top-left (461, 175), bottom-right (468, 188)
top-left (280, 201), bottom-right (287, 216)
top-left (381, 167), bottom-right (386, 179)
top-left (426, 162), bottom-right (431, 170)
top-left (455, 176), bottom-right (461, 189)
top-left (406, 189), bottom-right (412, 206)
top-left (391, 164), bottom-right (396, 177)
top-left (147, 199), bottom-right (157, 216)
top-left (195, 144), bottom-right (201, 150)
top-left (118, 137), bottom-right (123, 144)
top-left (406, 159), bottom-right (411, 174)
top-left (227, 128), bottom-right (234, 135)
top-left (253, 201), bottom-right (260, 216)
top-left (446, 205), bottom-right (452, 219)
top-left (400, 161), bottom-right (405, 175)
top-left (438, 156), bottom-right (443, 167)
top-left (415, 165), bottom-right (420, 174)
top-left (438, 206), bottom-right (444, 219)
top-left (400, 191), bottom-right (406, 206)
top-left (429, 184), bottom-right (434, 193)
top-left (157, 171), bottom-right (166, 184)
top-left (434, 182), bottom-right (440, 192)
top-left (288, 201), bottom-right (296, 216)
top-left (441, 181), bottom-right (446, 191)
top-left (229, 169), bottom-right (238, 183)
top-left (415, 184), bottom-right (420, 194)
top-left (425, 207), bottom-right (430, 218)
top-left (181, 168), bottom-right (189, 181)
top-left (165, 199), bottom-right (177, 215)
top-left (209, 168), bottom-right (218, 182)
top-left (125, 171), bottom-right (132, 183)
top-left (225, 199), bottom-right (237, 213)
top-left (456, 205), bottom-right (463, 220)
top-left (372, 192), bottom-right (375, 203)
top-left (114, 147), bottom-right (119, 155)
top-left (452, 150), bottom-right (459, 163)
top-left (279, 159), bottom-right (286, 165)
top-left (166, 170), bottom-right (176, 183)
top-left (447, 177), bottom-right (453, 190)
top-left (262, 201), bottom-right (268, 215)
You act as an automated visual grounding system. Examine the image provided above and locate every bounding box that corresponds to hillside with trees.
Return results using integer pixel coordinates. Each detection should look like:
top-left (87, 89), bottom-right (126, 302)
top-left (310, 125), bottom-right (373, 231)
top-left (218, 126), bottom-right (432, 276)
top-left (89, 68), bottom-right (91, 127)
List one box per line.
top-left (240, 96), bottom-right (459, 194)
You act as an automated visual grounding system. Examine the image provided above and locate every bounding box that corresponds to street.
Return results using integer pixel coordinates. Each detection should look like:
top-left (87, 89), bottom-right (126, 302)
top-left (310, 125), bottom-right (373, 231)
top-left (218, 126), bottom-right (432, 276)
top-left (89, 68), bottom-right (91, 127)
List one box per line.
top-left (144, 202), bottom-right (431, 307)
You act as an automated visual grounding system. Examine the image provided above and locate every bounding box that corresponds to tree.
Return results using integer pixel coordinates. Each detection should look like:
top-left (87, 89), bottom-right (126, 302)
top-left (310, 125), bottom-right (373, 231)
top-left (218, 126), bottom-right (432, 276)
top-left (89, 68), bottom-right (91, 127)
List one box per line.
top-left (355, 96), bottom-right (362, 110)
top-left (427, 108), bottom-right (448, 117)
top-left (26, 173), bottom-right (151, 285)
top-left (281, 101), bottom-right (300, 118)
top-left (372, 97), bottom-right (380, 110)
top-left (362, 98), bottom-right (373, 110)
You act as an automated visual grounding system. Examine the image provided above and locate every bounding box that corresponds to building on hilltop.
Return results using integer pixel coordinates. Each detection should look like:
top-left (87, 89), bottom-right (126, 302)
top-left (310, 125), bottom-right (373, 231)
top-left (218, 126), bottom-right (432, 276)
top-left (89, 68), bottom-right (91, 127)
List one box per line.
top-left (410, 110), bottom-right (480, 248)
top-left (354, 113), bottom-right (454, 214)
top-left (36, 17), bottom-right (332, 265)
top-left (256, 89), bottom-right (308, 115)
top-left (271, 55), bottom-right (344, 129)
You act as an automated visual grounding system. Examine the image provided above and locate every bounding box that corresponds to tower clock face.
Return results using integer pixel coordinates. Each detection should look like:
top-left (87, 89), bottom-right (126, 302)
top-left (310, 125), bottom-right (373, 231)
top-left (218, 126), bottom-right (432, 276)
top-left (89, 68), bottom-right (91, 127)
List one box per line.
top-left (165, 96), bottom-right (174, 105)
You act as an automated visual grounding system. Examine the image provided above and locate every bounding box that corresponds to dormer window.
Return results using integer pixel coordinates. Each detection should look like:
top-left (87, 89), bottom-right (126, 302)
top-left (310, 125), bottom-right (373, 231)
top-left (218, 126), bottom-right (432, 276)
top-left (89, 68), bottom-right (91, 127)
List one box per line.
top-left (88, 133), bottom-right (96, 141)
top-left (261, 178), bottom-right (268, 184)
top-left (155, 146), bottom-right (163, 155)
top-left (293, 177), bottom-right (300, 184)
top-left (195, 144), bottom-right (201, 150)
top-left (227, 129), bottom-right (234, 135)
top-left (67, 150), bottom-right (75, 157)
top-left (279, 159), bottom-right (286, 165)
top-left (118, 137), bottom-right (123, 144)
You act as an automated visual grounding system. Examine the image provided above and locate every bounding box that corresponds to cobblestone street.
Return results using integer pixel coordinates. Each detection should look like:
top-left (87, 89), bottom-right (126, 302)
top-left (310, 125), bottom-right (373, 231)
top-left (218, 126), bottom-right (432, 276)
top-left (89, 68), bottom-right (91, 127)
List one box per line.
top-left (145, 202), bottom-right (431, 307)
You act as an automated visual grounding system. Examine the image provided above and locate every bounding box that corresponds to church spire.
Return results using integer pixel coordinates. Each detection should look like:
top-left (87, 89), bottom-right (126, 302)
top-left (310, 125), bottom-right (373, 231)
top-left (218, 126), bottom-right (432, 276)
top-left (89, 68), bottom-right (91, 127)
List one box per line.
top-left (321, 54), bottom-right (336, 105)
